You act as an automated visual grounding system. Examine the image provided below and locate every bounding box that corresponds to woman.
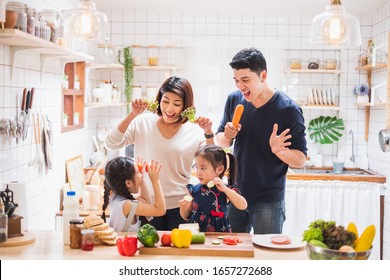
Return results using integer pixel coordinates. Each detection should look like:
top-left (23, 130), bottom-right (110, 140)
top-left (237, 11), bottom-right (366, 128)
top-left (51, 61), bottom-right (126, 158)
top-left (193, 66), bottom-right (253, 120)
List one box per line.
top-left (105, 76), bottom-right (214, 230)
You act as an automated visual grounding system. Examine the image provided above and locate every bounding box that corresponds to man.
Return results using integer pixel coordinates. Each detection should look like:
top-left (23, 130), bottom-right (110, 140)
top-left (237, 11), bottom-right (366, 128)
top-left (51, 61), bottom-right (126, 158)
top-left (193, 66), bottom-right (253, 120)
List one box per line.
top-left (216, 48), bottom-right (307, 234)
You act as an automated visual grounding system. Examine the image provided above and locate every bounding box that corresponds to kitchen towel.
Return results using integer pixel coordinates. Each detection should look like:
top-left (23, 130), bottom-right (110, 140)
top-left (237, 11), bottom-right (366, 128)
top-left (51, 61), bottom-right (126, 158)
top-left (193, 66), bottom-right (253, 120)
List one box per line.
top-left (6, 181), bottom-right (28, 231)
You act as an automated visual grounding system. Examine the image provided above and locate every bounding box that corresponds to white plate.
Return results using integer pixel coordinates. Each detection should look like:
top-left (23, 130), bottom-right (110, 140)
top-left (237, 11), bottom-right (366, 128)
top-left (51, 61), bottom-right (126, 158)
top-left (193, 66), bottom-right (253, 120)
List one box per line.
top-left (312, 89), bottom-right (318, 105)
top-left (308, 88), bottom-right (314, 105)
top-left (252, 234), bottom-right (306, 249)
top-left (326, 89), bottom-right (332, 105)
top-left (331, 89), bottom-right (336, 105)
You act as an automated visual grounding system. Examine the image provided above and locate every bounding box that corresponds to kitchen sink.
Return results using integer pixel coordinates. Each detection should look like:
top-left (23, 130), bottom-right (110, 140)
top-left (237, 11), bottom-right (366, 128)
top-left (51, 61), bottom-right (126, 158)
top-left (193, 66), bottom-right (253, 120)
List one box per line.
top-left (287, 167), bottom-right (386, 183)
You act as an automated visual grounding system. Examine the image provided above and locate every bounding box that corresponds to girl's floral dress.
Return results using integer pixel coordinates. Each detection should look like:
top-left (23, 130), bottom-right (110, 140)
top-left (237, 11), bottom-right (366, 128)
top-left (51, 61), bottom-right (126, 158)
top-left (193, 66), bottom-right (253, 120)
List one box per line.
top-left (186, 183), bottom-right (238, 232)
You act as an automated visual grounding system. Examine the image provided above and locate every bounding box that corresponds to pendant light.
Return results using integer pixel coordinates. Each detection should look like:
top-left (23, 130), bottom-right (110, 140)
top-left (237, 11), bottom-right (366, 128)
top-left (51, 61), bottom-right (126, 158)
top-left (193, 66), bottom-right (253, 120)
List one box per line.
top-left (60, 0), bottom-right (109, 47)
top-left (309, 0), bottom-right (362, 47)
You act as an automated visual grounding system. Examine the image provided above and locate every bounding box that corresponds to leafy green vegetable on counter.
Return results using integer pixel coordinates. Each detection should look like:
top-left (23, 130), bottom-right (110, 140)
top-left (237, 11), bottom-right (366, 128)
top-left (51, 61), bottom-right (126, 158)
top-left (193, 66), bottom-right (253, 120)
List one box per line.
top-left (181, 106), bottom-right (197, 123)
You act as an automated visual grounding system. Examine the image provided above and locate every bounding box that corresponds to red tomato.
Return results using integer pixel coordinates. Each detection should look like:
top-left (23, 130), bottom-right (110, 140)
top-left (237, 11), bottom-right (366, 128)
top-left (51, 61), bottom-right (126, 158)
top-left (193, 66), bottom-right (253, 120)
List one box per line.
top-left (116, 237), bottom-right (126, 256)
top-left (223, 237), bottom-right (238, 245)
top-left (161, 233), bottom-right (171, 246)
top-left (137, 163), bottom-right (143, 172)
top-left (145, 164), bottom-right (149, 173)
top-left (122, 236), bottom-right (138, 256)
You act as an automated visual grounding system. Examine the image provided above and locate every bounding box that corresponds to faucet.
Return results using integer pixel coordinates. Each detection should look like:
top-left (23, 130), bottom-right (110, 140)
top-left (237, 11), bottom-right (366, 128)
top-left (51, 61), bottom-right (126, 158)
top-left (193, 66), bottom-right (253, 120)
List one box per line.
top-left (349, 129), bottom-right (355, 162)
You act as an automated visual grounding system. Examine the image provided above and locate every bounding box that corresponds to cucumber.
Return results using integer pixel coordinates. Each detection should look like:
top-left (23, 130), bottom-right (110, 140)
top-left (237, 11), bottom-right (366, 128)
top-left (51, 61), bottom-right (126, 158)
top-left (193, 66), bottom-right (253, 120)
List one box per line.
top-left (191, 232), bottom-right (206, 244)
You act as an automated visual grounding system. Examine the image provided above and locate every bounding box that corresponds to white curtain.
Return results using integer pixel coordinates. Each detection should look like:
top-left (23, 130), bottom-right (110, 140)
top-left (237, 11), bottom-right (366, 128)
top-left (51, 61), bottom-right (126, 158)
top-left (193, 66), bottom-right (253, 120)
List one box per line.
top-left (284, 180), bottom-right (382, 260)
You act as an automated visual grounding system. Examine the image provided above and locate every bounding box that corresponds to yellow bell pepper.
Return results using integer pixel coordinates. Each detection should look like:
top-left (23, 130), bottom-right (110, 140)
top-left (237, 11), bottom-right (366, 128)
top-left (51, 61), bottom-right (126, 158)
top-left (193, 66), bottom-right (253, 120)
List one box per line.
top-left (171, 228), bottom-right (192, 248)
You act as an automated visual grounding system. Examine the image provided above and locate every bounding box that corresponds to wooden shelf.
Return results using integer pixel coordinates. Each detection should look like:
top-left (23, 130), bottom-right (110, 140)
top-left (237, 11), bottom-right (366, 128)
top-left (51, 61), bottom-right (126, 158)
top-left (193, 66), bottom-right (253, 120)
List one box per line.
top-left (86, 63), bottom-right (124, 70)
top-left (134, 65), bottom-right (179, 71)
top-left (285, 69), bottom-right (342, 75)
top-left (62, 89), bottom-right (84, 96)
top-left (0, 29), bottom-right (94, 79)
top-left (301, 105), bottom-right (341, 110)
top-left (356, 102), bottom-right (386, 108)
top-left (85, 102), bottom-right (125, 109)
top-left (355, 64), bottom-right (387, 71)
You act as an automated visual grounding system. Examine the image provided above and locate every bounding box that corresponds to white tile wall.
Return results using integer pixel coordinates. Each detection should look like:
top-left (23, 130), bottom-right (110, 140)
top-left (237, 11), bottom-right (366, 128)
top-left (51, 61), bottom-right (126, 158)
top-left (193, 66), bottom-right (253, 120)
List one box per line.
top-left (2, 0), bottom-right (390, 259)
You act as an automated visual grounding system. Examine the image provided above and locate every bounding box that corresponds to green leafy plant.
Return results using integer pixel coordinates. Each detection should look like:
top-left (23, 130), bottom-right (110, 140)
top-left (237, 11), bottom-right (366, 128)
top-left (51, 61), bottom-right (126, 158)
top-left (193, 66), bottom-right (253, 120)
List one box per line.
top-left (308, 116), bottom-right (345, 144)
top-left (180, 106), bottom-right (197, 123)
top-left (62, 113), bottom-right (69, 120)
top-left (118, 47), bottom-right (134, 113)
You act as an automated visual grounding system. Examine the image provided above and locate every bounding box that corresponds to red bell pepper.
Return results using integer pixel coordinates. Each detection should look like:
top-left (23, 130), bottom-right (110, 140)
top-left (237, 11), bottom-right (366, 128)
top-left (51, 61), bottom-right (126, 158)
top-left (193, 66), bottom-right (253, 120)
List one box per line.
top-left (117, 236), bottom-right (138, 256)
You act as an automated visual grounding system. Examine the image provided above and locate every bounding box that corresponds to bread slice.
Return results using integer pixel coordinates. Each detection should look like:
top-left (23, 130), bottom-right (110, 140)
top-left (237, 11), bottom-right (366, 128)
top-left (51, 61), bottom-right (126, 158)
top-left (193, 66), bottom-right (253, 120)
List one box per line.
top-left (89, 222), bottom-right (109, 231)
top-left (94, 227), bottom-right (114, 237)
top-left (101, 238), bottom-right (117, 246)
top-left (99, 231), bottom-right (118, 241)
top-left (83, 215), bottom-right (104, 228)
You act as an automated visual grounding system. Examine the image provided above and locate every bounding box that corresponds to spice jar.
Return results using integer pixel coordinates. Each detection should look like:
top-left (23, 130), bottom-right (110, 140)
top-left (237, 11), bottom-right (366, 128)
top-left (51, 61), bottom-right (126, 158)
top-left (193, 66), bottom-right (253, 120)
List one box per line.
top-left (131, 45), bottom-right (142, 66)
top-left (289, 58), bottom-right (302, 69)
top-left (69, 219), bottom-right (84, 249)
top-left (6, 1), bottom-right (27, 32)
top-left (81, 229), bottom-right (95, 251)
top-left (26, 6), bottom-right (37, 36)
top-left (38, 19), bottom-right (51, 41)
top-left (38, 9), bottom-right (59, 43)
top-left (324, 59), bottom-right (337, 70)
top-left (148, 45), bottom-right (158, 66)
top-left (307, 58), bottom-right (320, 69)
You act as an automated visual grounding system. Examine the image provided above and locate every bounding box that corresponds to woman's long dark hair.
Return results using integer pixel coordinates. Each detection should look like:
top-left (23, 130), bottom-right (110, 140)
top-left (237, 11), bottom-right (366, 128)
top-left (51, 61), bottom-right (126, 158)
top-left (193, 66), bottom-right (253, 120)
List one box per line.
top-left (101, 157), bottom-right (136, 222)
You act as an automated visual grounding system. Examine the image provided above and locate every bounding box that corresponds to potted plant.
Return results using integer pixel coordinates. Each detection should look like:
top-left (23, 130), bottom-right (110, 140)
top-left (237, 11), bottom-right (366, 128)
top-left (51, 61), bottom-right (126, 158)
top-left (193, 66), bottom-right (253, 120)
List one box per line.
top-left (118, 47), bottom-right (134, 114)
top-left (74, 75), bottom-right (80, 90)
top-left (308, 116), bottom-right (345, 170)
top-left (62, 113), bottom-right (69, 127)
top-left (73, 112), bottom-right (79, 125)
top-left (353, 83), bottom-right (370, 104)
top-left (62, 74), bottom-right (69, 89)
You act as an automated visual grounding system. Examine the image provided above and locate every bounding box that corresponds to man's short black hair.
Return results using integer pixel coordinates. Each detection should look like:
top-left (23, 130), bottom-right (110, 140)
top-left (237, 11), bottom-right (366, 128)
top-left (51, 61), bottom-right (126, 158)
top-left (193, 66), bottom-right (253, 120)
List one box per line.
top-left (229, 47), bottom-right (267, 75)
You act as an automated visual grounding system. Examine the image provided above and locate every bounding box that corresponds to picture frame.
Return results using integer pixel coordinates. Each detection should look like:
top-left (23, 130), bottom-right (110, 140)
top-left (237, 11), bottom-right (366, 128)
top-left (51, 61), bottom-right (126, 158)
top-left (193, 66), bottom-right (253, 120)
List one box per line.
top-left (65, 155), bottom-right (85, 198)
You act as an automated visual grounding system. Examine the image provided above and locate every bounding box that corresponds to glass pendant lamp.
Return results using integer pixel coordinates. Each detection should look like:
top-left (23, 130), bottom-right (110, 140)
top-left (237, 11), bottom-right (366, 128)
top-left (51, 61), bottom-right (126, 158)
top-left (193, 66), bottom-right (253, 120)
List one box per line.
top-left (309, 0), bottom-right (361, 47)
top-left (60, 0), bottom-right (109, 52)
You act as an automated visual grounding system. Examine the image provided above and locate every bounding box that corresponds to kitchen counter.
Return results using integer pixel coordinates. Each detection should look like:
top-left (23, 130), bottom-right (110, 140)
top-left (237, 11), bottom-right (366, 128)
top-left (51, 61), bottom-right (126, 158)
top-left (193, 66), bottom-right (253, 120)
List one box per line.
top-left (287, 167), bottom-right (387, 183)
top-left (0, 230), bottom-right (308, 260)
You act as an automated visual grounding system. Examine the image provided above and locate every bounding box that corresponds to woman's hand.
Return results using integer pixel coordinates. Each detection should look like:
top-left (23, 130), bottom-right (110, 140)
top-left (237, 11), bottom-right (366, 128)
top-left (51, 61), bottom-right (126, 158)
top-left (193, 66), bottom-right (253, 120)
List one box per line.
top-left (130, 98), bottom-right (148, 117)
top-left (196, 116), bottom-right (213, 134)
top-left (146, 159), bottom-right (162, 183)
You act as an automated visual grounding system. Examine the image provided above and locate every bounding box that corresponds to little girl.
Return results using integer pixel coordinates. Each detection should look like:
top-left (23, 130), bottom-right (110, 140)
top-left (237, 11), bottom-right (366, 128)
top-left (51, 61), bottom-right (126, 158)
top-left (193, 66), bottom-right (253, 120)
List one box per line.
top-left (101, 157), bottom-right (166, 232)
top-left (179, 145), bottom-right (247, 232)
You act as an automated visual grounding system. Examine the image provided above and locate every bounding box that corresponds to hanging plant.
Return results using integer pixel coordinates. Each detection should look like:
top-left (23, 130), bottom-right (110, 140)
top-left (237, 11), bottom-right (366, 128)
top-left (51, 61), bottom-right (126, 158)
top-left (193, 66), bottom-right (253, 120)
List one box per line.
top-left (118, 47), bottom-right (134, 113)
top-left (308, 116), bottom-right (345, 144)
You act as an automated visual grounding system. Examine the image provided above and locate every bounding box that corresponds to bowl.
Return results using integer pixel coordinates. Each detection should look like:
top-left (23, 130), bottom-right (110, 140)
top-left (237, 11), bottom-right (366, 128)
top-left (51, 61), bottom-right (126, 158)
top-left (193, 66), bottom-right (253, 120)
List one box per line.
top-left (306, 244), bottom-right (371, 260)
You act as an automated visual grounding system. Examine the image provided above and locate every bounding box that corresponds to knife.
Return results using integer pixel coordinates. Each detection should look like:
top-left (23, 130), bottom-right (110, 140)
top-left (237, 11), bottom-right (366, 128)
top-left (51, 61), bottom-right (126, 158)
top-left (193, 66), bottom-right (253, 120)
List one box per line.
top-left (29, 87), bottom-right (35, 110)
top-left (25, 90), bottom-right (31, 114)
top-left (21, 88), bottom-right (27, 111)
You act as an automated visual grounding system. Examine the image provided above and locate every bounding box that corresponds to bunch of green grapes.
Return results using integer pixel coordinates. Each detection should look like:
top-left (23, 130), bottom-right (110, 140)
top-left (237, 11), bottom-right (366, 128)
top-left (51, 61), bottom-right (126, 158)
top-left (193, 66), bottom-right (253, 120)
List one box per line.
top-left (146, 99), bottom-right (159, 113)
top-left (180, 106), bottom-right (197, 123)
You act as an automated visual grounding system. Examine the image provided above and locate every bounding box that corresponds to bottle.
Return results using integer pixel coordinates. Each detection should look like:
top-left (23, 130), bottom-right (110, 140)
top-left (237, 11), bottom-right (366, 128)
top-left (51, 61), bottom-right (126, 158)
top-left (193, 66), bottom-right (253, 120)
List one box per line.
top-left (63, 191), bottom-right (79, 245)
top-left (0, 199), bottom-right (7, 243)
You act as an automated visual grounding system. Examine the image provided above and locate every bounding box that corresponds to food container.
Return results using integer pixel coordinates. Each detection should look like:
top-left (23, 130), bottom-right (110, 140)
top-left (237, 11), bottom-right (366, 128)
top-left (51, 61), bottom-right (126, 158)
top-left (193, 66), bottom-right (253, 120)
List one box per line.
top-left (148, 45), bottom-right (158, 66)
top-left (289, 58), bottom-right (302, 69)
top-left (131, 45), bottom-right (142, 66)
top-left (26, 6), bottom-right (37, 36)
top-left (96, 43), bottom-right (115, 64)
top-left (324, 59), bottom-right (337, 70)
top-left (82, 185), bottom-right (100, 210)
top-left (81, 229), bottom-right (95, 251)
top-left (307, 58), bottom-right (320, 69)
top-left (306, 243), bottom-right (371, 260)
top-left (6, 1), bottom-right (27, 32)
top-left (69, 219), bottom-right (84, 249)
top-left (37, 9), bottom-right (59, 43)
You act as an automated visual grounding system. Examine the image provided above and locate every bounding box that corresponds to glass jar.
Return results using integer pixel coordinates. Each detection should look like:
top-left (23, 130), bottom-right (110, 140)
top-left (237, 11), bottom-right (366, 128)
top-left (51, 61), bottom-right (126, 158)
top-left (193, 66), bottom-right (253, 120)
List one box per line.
top-left (148, 45), bottom-right (158, 66)
top-left (131, 45), bottom-right (142, 66)
top-left (6, 1), bottom-right (27, 32)
top-left (69, 218), bottom-right (84, 249)
top-left (307, 58), bottom-right (320, 69)
top-left (38, 19), bottom-right (51, 41)
top-left (81, 229), bottom-right (95, 251)
top-left (82, 185), bottom-right (100, 210)
top-left (324, 59), bottom-right (337, 70)
top-left (96, 43), bottom-right (115, 64)
top-left (25, 6), bottom-right (37, 36)
top-left (289, 58), bottom-right (302, 69)
top-left (38, 9), bottom-right (59, 43)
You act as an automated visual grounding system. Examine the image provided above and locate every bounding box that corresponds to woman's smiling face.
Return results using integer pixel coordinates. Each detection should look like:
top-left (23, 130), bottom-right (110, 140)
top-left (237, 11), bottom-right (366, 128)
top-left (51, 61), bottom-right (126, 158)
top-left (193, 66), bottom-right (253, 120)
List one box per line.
top-left (160, 91), bottom-right (184, 123)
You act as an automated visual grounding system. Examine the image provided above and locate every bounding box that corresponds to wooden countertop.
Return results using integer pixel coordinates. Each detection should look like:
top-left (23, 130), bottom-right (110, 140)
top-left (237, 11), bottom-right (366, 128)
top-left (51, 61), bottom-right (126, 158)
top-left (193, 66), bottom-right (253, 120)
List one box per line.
top-left (0, 230), bottom-right (308, 260)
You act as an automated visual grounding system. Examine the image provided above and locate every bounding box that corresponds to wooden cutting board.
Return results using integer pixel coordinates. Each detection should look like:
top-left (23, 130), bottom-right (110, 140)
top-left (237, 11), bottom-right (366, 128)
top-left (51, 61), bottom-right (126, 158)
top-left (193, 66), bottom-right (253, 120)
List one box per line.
top-left (139, 232), bottom-right (254, 257)
top-left (0, 232), bottom-right (35, 247)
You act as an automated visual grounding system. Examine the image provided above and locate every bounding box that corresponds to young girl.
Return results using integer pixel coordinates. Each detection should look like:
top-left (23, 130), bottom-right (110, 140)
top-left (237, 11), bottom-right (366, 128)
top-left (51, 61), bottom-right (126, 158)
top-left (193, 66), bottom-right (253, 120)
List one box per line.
top-left (179, 145), bottom-right (247, 232)
top-left (101, 157), bottom-right (166, 232)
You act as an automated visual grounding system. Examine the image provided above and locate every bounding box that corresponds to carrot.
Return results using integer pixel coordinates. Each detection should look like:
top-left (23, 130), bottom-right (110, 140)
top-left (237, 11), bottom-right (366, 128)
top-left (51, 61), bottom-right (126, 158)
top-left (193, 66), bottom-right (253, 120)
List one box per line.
top-left (232, 104), bottom-right (244, 127)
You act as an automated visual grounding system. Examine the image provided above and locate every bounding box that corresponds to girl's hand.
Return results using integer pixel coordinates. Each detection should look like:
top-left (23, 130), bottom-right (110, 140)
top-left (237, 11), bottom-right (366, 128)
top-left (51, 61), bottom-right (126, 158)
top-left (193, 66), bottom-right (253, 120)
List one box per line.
top-left (196, 116), bottom-right (213, 134)
top-left (211, 177), bottom-right (227, 192)
top-left (179, 198), bottom-right (192, 211)
top-left (146, 159), bottom-right (162, 183)
top-left (130, 98), bottom-right (148, 117)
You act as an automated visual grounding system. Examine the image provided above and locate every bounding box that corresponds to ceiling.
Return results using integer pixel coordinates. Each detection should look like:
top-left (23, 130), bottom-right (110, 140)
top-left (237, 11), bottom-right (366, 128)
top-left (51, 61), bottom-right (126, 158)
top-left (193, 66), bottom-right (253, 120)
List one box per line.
top-left (93, 0), bottom-right (388, 15)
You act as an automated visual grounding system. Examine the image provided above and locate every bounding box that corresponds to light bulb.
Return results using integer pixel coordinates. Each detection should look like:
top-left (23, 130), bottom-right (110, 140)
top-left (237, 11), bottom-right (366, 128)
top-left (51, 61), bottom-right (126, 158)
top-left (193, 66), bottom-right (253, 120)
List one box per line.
top-left (320, 16), bottom-right (347, 45)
